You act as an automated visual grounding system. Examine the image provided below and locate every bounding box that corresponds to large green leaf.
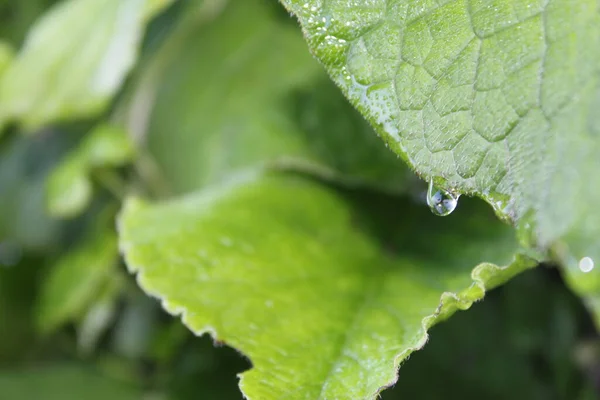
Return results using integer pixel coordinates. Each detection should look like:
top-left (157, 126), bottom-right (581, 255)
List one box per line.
top-left (119, 173), bottom-right (535, 399)
top-left (386, 268), bottom-right (596, 400)
top-left (279, 0), bottom-right (600, 312)
top-left (0, 0), bottom-right (172, 131)
top-left (138, 0), bottom-right (413, 195)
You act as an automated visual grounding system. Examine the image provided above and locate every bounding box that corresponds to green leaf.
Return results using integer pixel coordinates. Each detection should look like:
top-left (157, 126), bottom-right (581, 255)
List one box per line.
top-left (76, 272), bottom-right (123, 354)
top-left (0, 41), bottom-right (13, 77)
top-left (386, 268), bottom-right (596, 400)
top-left (46, 124), bottom-right (134, 218)
top-left (279, 0), bottom-right (600, 297)
top-left (139, 0), bottom-right (412, 195)
top-left (0, 1), bottom-right (59, 45)
top-left (0, 0), bottom-right (172, 131)
top-left (119, 173), bottom-right (535, 399)
top-left (560, 254), bottom-right (600, 327)
top-left (0, 257), bottom-right (38, 361)
top-left (46, 153), bottom-right (93, 218)
top-left (0, 133), bottom-right (65, 251)
top-left (0, 365), bottom-right (140, 400)
top-left (83, 124), bottom-right (136, 168)
top-left (35, 223), bottom-right (118, 334)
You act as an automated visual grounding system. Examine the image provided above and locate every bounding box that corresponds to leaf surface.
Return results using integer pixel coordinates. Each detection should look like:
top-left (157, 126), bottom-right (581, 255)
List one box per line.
top-left (279, 0), bottom-right (600, 323)
top-left (0, 0), bottom-right (172, 130)
top-left (119, 173), bottom-right (534, 399)
top-left (387, 269), bottom-right (597, 400)
top-left (142, 0), bottom-right (413, 195)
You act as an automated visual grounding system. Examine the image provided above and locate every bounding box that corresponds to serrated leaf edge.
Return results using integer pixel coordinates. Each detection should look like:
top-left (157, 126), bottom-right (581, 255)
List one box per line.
top-left (117, 196), bottom-right (536, 399)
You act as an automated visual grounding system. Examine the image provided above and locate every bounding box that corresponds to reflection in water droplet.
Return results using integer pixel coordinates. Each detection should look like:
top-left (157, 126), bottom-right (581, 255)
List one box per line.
top-left (579, 257), bottom-right (595, 273)
top-left (427, 180), bottom-right (460, 217)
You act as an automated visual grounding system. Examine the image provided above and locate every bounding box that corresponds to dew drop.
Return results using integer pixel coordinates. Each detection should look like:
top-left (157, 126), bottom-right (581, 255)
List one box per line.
top-left (427, 180), bottom-right (460, 217)
top-left (579, 257), bottom-right (594, 273)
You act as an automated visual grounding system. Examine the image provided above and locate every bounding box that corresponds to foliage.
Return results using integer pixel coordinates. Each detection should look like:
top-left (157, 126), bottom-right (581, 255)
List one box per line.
top-left (0, 0), bottom-right (599, 399)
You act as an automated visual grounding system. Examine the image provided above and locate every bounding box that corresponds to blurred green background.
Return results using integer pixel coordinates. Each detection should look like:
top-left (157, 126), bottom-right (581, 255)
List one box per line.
top-left (0, 0), bottom-right (599, 399)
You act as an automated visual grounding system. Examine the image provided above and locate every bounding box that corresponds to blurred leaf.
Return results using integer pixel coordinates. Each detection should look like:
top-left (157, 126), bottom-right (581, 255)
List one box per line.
top-left (386, 269), bottom-right (596, 400)
top-left (148, 319), bottom-right (190, 364)
top-left (76, 272), bottom-right (124, 355)
top-left (0, 41), bottom-right (13, 76)
top-left (35, 223), bottom-right (118, 334)
top-left (0, 133), bottom-right (66, 251)
top-left (111, 291), bottom-right (159, 360)
top-left (46, 124), bottom-right (134, 218)
top-left (0, 364), bottom-right (140, 400)
top-left (561, 264), bottom-right (600, 330)
top-left (46, 153), bottom-right (93, 218)
top-left (0, 0), bottom-right (172, 131)
top-left (111, 292), bottom-right (159, 359)
top-left (0, 258), bottom-right (39, 362)
top-left (143, 0), bottom-right (412, 195)
top-left (119, 173), bottom-right (535, 399)
top-left (0, 1), bottom-right (59, 45)
top-left (143, 0), bottom-right (175, 21)
top-left (83, 124), bottom-right (135, 168)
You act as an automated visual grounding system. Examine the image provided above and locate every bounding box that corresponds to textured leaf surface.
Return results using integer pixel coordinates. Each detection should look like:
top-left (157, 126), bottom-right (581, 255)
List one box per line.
top-left (119, 173), bottom-right (534, 399)
top-left (0, 0), bottom-right (171, 130)
top-left (145, 0), bottom-right (412, 195)
top-left (0, 365), bottom-right (140, 400)
top-left (279, 0), bottom-right (600, 324)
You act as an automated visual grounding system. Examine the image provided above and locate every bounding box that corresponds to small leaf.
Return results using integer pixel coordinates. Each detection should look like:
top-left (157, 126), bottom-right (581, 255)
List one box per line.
top-left (77, 272), bottom-right (124, 355)
top-left (46, 124), bottom-right (134, 218)
top-left (35, 224), bottom-right (118, 334)
top-left (0, 365), bottom-right (140, 400)
top-left (82, 124), bottom-right (136, 168)
top-left (119, 173), bottom-right (535, 399)
top-left (0, 0), bottom-right (172, 130)
top-left (279, 0), bottom-right (600, 302)
top-left (46, 154), bottom-right (93, 218)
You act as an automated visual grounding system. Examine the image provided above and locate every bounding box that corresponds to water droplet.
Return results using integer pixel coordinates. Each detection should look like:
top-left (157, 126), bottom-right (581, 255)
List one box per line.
top-left (427, 180), bottom-right (459, 216)
top-left (579, 257), bottom-right (594, 273)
